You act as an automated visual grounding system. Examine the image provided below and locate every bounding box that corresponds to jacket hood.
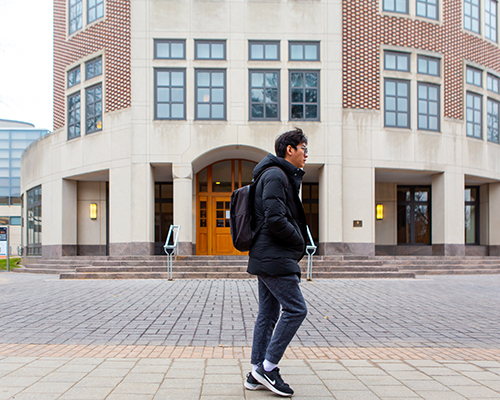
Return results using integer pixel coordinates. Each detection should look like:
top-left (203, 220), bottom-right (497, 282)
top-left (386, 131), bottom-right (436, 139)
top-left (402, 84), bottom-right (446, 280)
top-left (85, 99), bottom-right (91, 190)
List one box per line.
top-left (253, 153), bottom-right (305, 192)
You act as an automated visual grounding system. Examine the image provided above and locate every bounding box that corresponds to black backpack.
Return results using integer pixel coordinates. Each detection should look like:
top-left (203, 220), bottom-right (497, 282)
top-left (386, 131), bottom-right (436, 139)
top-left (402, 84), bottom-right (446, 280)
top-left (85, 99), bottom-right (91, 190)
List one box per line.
top-left (229, 166), bottom-right (286, 252)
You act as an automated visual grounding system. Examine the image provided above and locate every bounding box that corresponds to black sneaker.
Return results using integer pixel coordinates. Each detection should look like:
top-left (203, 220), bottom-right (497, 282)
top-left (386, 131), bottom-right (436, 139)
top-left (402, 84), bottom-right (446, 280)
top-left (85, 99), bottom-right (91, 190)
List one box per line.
top-left (252, 365), bottom-right (294, 397)
top-left (244, 372), bottom-right (266, 390)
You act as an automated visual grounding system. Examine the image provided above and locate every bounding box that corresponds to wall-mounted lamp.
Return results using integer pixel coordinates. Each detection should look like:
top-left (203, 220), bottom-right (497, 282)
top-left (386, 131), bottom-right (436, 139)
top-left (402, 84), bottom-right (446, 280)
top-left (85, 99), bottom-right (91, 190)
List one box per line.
top-left (90, 203), bottom-right (97, 220)
top-left (376, 204), bottom-right (384, 220)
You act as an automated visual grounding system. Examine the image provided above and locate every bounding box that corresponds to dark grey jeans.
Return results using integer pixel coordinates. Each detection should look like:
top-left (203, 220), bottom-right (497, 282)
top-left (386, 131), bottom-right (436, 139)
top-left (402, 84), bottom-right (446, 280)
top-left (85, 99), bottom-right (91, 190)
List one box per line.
top-left (251, 274), bottom-right (308, 365)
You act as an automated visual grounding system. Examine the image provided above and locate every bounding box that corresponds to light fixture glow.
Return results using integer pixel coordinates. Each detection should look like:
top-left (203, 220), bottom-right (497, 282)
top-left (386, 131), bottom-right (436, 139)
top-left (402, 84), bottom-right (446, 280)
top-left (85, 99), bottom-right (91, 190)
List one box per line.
top-left (90, 203), bottom-right (97, 220)
top-left (376, 204), bottom-right (384, 220)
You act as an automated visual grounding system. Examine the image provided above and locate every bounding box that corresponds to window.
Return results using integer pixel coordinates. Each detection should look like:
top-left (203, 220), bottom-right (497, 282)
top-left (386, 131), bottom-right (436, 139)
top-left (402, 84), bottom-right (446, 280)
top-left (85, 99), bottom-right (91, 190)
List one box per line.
top-left (195, 40), bottom-right (226, 60)
top-left (416, 0), bottom-right (438, 19)
top-left (397, 186), bottom-right (431, 245)
top-left (289, 71), bottom-right (319, 120)
top-left (86, 84), bottom-right (103, 134)
top-left (466, 92), bottom-right (482, 138)
top-left (384, 79), bottom-right (410, 128)
top-left (485, 0), bottom-right (498, 42)
top-left (466, 66), bottom-right (482, 87)
top-left (302, 183), bottom-right (319, 244)
top-left (249, 41), bottom-right (280, 61)
top-left (27, 186), bottom-right (42, 256)
top-left (154, 39), bottom-right (185, 59)
top-left (487, 98), bottom-right (499, 143)
top-left (464, 0), bottom-right (480, 33)
top-left (289, 42), bottom-right (320, 61)
top-left (383, 0), bottom-right (409, 14)
top-left (417, 56), bottom-right (440, 76)
top-left (68, 92), bottom-right (81, 139)
top-left (67, 67), bottom-right (81, 88)
top-left (249, 70), bottom-right (279, 120)
top-left (384, 51), bottom-right (410, 72)
top-left (155, 69), bottom-right (186, 120)
top-left (418, 83), bottom-right (440, 131)
top-left (88, 0), bottom-right (104, 23)
top-left (465, 187), bottom-right (479, 244)
top-left (69, 0), bottom-right (83, 34)
top-left (487, 74), bottom-right (500, 93)
top-left (195, 70), bottom-right (226, 120)
top-left (86, 57), bottom-right (102, 80)
top-left (0, 217), bottom-right (8, 226)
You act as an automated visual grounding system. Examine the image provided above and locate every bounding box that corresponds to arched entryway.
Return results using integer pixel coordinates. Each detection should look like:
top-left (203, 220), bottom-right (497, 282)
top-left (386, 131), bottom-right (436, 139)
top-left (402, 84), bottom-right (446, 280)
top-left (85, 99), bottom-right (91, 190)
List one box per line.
top-left (196, 159), bottom-right (257, 255)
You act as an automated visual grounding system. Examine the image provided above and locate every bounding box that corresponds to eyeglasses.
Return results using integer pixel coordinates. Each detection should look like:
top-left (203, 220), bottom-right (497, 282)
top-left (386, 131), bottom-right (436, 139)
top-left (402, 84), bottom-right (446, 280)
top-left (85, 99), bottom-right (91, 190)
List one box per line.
top-left (300, 145), bottom-right (308, 155)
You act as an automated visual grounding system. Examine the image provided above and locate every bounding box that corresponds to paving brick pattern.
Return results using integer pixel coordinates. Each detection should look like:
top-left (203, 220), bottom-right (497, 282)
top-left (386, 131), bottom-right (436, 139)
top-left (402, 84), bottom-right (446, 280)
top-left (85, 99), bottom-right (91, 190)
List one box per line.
top-left (1, 274), bottom-right (500, 349)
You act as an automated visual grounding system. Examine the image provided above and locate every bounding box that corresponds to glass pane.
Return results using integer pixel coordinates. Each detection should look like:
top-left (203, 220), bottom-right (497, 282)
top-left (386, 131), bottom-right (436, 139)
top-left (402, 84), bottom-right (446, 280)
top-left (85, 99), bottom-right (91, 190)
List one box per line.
top-left (252, 89), bottom-right (264, 103)
top-left (198, 88), bottom-right (210, 103)
top-left (385, 53), bottom-right (396, 70)
top-left (251, 44), bottom-right (263, 59)
top-left (266, 104), bottom-right (278, 118)
top-left (386, 81), bottom-right (396, 95)
top-left (465, 205), bottom-right (476, 243)
top-left (304, 44), bottom-right (317, 60)
top-left (266, 73), bottom-right (278, 87)
top-left (212, 161), bottom-right (232, 192)
top-left (171, 43), bottom-right (184, 58)
top-left (212, 88), bottom-right (224, 103)
top-left (212, 43), bottom-right (224, 59)
top-left (397, 82), bottom-right (408, 96)
top-left (212, 104), bottom-right (224, 119)
top-left (265, 44), bottom-right (278, 59)
top-left (157, 104), bottom-right (170, 118)
top-left (157, 88), bottom-right (170, 102)
top-left (397, 205), bottom-right (411, 244)
top-left (291, 73), bottom-right (304, 88)
top-left (291, 89), bottom-right (303, 103)
top-left (265, 88), bottom-right (278, 103)
top-left (252, 104), bottom-right (264, 118)
top-left (157, 71), bottom-right (170, 86)
top-left (212, 72), bottom-right (224, 87)
top-left (171, 87), bottom-right (183, 102)
top-left (415, 205), bottom-right (430, 244)
top-left (305, 105), bottom-right (317, 119)
top-left (198, 104), bottom-right (210, 119)
top-left (385, 97), bottom-right (396, 111)
top-left (197, 43), bottom-right (210, 58)
top-left (291, 105), bottom-right (304, 119)
top-left (251, 72), bottom-right (264, 87)
top-left (305, 73), bottom-right (318, 88)
top-left (397, 55), bottom-right (408, 71)
top-left (157, 43), bottom-right (170, 58)
top-left (290, 44), bottom-right (303, 60)
top-left (418, 58), bottom-right (427, 74)
top-left (197, 72), bottom-right (210, 87)
top-left (171, 104), bottom-right (184, 118)
top-left (171, 72), bottom-right (184, 86)
top-left (241, 161), bottom-right (255, 186)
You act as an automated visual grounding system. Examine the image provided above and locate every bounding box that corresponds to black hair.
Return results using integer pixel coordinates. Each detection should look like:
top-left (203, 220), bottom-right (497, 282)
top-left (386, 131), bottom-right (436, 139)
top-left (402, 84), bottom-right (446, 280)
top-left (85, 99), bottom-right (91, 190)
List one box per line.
top-left (274, 128), bottom-right (308, 158)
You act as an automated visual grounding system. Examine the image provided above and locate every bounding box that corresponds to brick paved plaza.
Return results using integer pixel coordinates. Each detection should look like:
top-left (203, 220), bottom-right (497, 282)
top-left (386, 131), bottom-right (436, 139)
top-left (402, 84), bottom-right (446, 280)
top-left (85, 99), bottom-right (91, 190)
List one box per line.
top-left (1, 273), bottom-right (499, 399)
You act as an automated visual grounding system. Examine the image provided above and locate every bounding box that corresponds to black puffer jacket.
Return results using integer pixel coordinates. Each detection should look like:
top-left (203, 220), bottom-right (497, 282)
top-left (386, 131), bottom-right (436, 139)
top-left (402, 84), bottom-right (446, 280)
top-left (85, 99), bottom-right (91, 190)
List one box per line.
top-left (247, 154), bottom-right (308, 277)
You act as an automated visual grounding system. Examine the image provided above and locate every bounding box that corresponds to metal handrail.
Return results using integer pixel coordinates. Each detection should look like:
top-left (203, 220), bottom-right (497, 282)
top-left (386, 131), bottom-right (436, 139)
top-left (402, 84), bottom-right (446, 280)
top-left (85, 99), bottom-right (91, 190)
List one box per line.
top-left (163, 225), bottom-right (181, 280)
top-left (305, 226), bottom-right (317, 281)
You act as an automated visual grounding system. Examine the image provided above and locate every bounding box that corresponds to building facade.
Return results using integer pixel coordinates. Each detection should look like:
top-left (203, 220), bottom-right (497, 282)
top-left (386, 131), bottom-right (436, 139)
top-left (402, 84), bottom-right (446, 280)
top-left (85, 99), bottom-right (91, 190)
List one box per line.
top-left (21, 0), bottom-right (500, 260)
top-left (0, 119), bottom-right (48, 254)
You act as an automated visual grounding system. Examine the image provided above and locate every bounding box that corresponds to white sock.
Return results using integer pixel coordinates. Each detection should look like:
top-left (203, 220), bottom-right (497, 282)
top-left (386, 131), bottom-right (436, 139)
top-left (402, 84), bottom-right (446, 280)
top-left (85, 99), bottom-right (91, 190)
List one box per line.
top-left (263, 359), bottom-right (278, 372)
top-left (252, 364), bottom-right (259, 373)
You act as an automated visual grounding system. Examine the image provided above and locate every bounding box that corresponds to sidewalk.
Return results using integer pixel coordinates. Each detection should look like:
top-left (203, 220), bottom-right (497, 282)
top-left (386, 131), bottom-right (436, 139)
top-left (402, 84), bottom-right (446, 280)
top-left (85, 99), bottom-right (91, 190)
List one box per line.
top-left (1, 273), bottom-right (499, 399)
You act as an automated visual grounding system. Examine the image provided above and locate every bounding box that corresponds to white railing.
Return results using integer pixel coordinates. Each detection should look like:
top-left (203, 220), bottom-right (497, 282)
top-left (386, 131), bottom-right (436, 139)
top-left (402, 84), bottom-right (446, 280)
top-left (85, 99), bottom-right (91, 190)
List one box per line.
top-left (305, 226), bottom-right (317, 281)
top-left (163, 225), bottom-right (181, 280)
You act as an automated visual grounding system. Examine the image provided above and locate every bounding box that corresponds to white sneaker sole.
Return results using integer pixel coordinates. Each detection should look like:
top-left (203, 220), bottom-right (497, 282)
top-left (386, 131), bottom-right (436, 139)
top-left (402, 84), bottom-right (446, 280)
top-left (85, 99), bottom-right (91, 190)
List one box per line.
top-left (244, 381), bottom-right (266, 390)
top-left (251, 370), bottom-right (293, 397)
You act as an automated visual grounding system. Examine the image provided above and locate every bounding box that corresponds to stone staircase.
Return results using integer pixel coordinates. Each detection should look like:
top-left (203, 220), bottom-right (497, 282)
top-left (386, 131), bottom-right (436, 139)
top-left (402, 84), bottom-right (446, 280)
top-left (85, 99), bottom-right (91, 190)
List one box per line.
top-left (13, 255), bottom-right (500, 280)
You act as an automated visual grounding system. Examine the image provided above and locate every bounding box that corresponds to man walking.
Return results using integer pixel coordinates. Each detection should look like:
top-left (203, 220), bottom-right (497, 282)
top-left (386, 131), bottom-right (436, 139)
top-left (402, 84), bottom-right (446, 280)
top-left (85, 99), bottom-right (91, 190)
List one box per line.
top-left (245, 128), bottom-right (309, 397)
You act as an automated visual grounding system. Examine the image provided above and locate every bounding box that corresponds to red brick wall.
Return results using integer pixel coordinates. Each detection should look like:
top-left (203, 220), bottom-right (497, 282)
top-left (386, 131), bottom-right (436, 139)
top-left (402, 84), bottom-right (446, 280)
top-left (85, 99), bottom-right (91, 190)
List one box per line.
top-left (343, 0), bottom-right (500, 120)
top-left (53, 0), bottom-right (131, 130)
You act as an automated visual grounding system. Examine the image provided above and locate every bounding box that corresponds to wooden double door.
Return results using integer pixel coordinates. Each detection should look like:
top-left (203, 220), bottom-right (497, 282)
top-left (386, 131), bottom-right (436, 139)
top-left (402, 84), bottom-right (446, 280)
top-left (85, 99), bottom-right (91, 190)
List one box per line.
top-left (196, 159), bottom-right (256, 255)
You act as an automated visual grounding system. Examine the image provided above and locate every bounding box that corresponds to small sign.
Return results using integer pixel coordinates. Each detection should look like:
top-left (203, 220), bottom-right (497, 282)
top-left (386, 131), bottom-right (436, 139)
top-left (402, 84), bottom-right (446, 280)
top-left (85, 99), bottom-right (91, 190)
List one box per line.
top-left (0, 227), bottom-right (7, 256)
top-left (353, 220), bottom-right (363, 228)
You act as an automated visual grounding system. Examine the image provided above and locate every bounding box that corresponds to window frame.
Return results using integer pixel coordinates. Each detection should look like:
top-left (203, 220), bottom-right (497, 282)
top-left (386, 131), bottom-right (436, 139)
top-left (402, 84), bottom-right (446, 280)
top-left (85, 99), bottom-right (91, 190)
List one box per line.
top-left (154, 39), bottom-right (186, 60)
top-left (26, 185), bottom-right (42, 256)
top-left (67, 66), bottom-right (81, 88)
top-left (85, 84), bottom-right (103, 134)
top-left (194, 40), bottom-right (227, 60)
top-left (87, 0), bottom-right (104, 24)
top-left (416, 0), bottom-right (438, 20)
top-left (487, 73), bottom-right (500, 94)
top-left (464, 0), bottom-right (481, 34)
top-left (288, 41), bottom-right (320, 62)
top-left (485, 0), bottom-right (498, 42)
top-left (154, 68), bottom-right (187, 121)
top-left (249, 69), bottom-right (280, 121)
top-left (466, 91), bottom-right (483, 139)
top-left (466, 66), bottom-right (483, 87)
top-left (85, 57), bottom-right (103, 81)
top-left (69, 0), bottom-right (83, 35)
top-left (383, 0), bottom-right (409, 14)
top-left (397, 186), bottom-right (432, 245)
top-left (417, 55), bottom-right (440, 76)
top-left (248, 40), bottom-right (280, 61)
top-left (384, 51), bottom-right (411, 72)
top-left (465, 186), bottom-right (480, 245)
top-left (417, 82), bottom-right (440, 132)
top-left (289, 70), bottom-right (320, 121)
top-left (384, 78), bottom-right (411, 129)
top-left (487, 97), bottom-right (500, 143)
top-left (67, 92), bottom-right (81, 140)
top-left (195, 69), bottom-right (227, 121)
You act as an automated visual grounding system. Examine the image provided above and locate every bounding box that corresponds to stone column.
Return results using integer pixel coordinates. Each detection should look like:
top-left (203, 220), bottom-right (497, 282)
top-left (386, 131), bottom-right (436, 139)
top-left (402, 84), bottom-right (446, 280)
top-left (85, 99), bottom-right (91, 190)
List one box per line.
top-left (318, 163), bottom-right (343, 255)
top-left (173, 163), bottom-right (193, 255)
top-left (431, 171), bottom-right (465, 256)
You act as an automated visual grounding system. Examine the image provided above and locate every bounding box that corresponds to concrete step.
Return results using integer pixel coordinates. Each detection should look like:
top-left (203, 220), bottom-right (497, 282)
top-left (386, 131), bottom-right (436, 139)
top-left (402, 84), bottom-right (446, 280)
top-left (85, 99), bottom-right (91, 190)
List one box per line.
top-left (14, 267), bottom-right (75, 275)
top-left (412, 269), bottom-right (500, 275)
